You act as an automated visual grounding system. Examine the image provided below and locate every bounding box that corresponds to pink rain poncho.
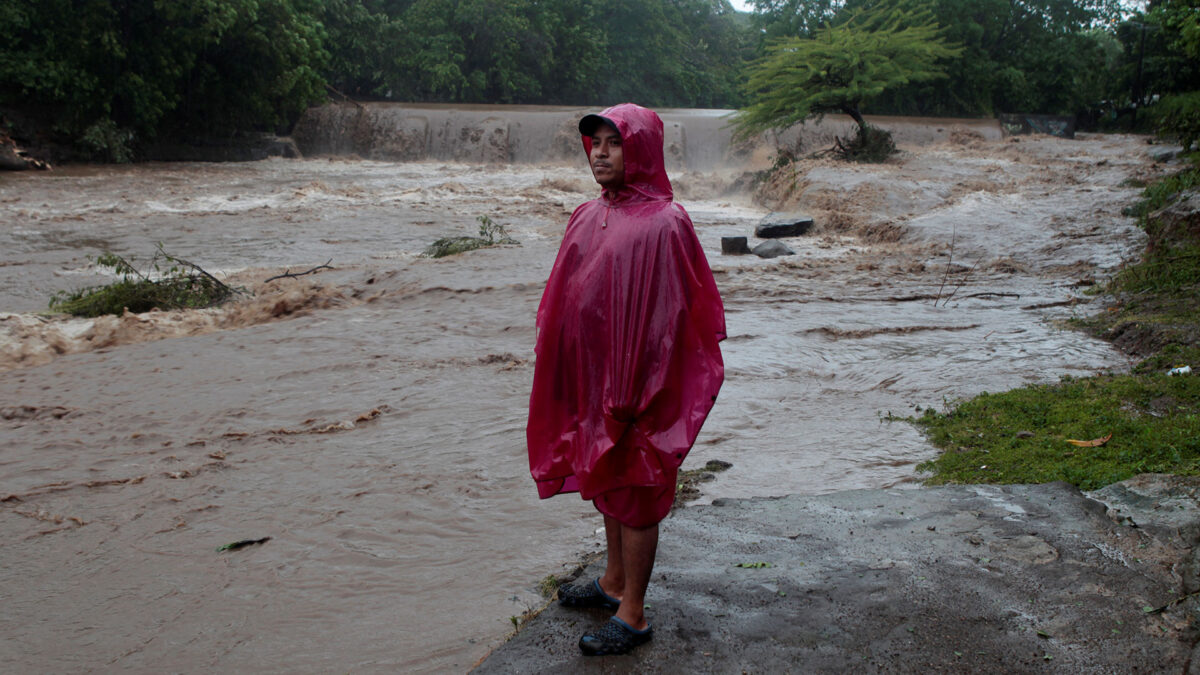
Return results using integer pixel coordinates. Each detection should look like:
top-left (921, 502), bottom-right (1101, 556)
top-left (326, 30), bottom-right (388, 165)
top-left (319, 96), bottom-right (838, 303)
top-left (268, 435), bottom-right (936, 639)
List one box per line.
top-left (526, 104), bottom-right (726, 528)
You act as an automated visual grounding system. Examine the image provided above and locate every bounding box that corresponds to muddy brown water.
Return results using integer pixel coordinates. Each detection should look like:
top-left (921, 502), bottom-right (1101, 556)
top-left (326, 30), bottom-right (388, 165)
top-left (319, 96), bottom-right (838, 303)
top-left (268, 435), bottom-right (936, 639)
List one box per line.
top-left (0, 121), bottom-right (1164, 671)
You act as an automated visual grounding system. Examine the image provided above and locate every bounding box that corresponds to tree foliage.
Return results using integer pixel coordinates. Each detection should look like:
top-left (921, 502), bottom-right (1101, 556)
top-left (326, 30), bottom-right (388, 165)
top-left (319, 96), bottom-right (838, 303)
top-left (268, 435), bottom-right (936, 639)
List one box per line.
top-left (736, 0), bottom-right (960, 140)
top-left (0, 0), bottom-right (329, 159)
top-left (750, 0), bottom-right (1129, 118)
top-left (0, 0), bottom-right (756, 158)
top-left (370, 0), bottom-right (751, 107)
top-left (1144, 0), bottom-right (1200, 149)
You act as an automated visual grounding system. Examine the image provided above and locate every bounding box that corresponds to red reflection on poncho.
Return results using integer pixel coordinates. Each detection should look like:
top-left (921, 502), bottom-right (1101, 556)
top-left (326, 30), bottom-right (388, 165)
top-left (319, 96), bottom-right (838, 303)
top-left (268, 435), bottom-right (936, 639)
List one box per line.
top-left (527, 104), bottom-right (726, 528)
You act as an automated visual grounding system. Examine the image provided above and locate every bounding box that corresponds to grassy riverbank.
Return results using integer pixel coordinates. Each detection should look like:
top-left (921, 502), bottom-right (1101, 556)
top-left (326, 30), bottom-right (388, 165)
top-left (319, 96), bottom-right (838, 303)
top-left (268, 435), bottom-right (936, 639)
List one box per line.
top-left (917, 162), bottom-right (1200, 489)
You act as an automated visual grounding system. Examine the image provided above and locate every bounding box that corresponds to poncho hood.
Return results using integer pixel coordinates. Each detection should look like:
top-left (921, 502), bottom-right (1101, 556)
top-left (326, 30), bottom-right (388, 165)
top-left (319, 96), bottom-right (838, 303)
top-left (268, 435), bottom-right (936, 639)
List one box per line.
top-left (579, 103), bottom-right (673, 203)
top-left (527, 104), bottom-right (725, 528)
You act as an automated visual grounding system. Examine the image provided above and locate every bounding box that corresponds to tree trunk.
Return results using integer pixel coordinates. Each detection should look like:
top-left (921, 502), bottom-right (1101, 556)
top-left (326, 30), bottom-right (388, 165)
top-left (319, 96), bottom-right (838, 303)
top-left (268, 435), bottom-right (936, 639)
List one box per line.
top-left (843, 105), bottom-right (867, 133)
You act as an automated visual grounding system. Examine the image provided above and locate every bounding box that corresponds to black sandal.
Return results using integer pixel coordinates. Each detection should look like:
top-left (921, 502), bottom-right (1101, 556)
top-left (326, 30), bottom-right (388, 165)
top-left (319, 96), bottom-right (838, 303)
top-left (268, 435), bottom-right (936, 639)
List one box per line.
top-left (557, 578), bottom-right (620, 609)
top-left (578, 616), bottom-right (653, 656)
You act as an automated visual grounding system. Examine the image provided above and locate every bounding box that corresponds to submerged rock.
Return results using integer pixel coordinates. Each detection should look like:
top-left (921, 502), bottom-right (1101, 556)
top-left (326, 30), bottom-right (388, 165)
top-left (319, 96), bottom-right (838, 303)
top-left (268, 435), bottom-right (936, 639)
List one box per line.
top-left (752, 240), bottom-right (794, 258)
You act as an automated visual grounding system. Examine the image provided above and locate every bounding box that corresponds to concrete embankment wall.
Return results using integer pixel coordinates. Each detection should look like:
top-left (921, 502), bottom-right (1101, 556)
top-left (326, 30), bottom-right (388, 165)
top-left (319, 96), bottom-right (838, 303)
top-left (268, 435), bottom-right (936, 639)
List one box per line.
top-left (291, 102), bottom-right (1004, 170)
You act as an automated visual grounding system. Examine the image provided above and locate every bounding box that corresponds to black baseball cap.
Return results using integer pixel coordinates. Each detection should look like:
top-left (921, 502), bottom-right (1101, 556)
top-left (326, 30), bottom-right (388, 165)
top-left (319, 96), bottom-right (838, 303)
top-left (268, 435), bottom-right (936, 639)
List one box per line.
top-left (579, 114), bottom-right (618, 136)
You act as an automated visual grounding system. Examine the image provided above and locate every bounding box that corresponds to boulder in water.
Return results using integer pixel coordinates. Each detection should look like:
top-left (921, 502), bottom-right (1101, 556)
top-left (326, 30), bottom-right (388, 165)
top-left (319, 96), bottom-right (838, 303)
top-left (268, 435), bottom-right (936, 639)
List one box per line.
top-left (756, 213), bottom-right (814, 238)
top-left (752, 240), bottom-right (794, 258)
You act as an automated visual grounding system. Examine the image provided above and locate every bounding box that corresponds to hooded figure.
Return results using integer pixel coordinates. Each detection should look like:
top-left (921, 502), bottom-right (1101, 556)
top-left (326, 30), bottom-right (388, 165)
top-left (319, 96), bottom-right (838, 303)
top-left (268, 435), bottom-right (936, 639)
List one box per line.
top-left (527, 104), bottom-right (726, 528)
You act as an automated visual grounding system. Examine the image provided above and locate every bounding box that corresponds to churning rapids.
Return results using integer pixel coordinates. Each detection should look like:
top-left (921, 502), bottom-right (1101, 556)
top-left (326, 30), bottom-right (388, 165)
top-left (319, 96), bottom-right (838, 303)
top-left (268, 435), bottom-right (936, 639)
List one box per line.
top-left (0, 108), bottom-right (1166, 671)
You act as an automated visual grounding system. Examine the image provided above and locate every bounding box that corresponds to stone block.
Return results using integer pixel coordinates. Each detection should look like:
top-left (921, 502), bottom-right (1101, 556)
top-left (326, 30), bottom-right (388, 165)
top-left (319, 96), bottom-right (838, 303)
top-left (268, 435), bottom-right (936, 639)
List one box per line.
top-left (721, 236), bottom-right (752, 255)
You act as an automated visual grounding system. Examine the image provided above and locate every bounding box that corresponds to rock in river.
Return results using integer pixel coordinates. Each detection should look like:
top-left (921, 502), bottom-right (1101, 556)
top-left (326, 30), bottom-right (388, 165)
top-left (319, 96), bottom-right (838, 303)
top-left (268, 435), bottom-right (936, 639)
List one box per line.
top-left (752, 240), bottom-right (794, 258)
top-left (721, 236), bottom-right (752, 255)
top-left (755, 212), bottom-right (814, 238)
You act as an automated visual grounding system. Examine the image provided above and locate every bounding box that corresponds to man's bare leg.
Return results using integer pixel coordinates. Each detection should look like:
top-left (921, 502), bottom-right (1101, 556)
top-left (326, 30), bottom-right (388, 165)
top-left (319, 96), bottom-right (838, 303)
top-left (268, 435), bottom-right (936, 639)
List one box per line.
top-left (613, 522), bottom-right (658, 631)
top-left (598, 515), bottom-right (625, 601)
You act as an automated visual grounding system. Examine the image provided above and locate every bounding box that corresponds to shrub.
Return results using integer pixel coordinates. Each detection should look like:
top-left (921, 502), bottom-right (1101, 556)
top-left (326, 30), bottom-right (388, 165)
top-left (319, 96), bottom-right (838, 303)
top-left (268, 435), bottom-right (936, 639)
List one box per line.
top-left (1155, 92), bottom-right (1200, 153)
top-left (834, 124), bottom-right (896, 163)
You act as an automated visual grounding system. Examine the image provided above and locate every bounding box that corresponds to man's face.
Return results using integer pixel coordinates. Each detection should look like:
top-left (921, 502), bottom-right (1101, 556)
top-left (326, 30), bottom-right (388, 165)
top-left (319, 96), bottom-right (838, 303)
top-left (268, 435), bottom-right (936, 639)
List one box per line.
top-left (589, 123), bottom-right (624, 189)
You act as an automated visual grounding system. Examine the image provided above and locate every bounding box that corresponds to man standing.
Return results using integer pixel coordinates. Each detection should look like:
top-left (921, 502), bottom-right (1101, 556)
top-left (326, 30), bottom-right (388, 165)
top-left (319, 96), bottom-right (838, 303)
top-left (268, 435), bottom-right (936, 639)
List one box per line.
top-left (526, 103), bottom-right (726, 656)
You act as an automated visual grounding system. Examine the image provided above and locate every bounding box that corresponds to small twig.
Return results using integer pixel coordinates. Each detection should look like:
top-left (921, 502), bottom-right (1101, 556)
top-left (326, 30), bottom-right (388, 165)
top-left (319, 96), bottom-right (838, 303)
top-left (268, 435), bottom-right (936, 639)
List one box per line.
top-left (156, 244), bottom-right (236, 297)
top-left (112, 252), bottom-right (153, 283)
top-left (934, 224), bottom-right (957, 306)
top-left (963, 292), bottom-right (1021, 299)
top-left (265, 259), bottom-right (334, 283)
top-left (940, 257), bottom-right (982, 305)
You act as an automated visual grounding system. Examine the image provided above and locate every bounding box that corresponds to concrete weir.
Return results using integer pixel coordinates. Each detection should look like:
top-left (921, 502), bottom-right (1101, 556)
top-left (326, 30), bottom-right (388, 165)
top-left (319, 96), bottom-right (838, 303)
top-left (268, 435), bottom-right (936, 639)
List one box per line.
top-left (290, 102), bottom-right (1004, 170)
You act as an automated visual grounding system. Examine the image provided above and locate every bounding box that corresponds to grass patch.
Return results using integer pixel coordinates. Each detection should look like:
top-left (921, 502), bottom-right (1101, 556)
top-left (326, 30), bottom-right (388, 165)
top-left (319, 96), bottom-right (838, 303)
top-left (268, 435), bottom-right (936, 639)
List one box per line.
top-left (423, 215), bottom-right (517, 258)
top-left (1121, 165), bottom-right (1200, 220)
top-left (917, 164), bottom-right (1200, 489)
top-left (915, 375), bottom-right (1200, 490)
top-left (49, 246), bottom-right (237, 317)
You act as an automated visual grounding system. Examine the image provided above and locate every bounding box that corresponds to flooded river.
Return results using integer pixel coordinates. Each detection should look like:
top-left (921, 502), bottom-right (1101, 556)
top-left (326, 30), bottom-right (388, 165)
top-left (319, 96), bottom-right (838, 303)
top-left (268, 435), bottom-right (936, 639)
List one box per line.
top-left (0, 119), bottom-right (1163, 671)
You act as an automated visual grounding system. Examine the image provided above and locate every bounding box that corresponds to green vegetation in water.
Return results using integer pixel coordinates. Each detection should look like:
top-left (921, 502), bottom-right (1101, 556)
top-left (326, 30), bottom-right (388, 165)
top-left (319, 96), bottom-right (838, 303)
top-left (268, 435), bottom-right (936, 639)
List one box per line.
top-left (423, 215), bottom-right (517, 258)
top-left (916, 165), bottom-right (1200, 490)
top-left (49, 246), bottom-right (238, 317)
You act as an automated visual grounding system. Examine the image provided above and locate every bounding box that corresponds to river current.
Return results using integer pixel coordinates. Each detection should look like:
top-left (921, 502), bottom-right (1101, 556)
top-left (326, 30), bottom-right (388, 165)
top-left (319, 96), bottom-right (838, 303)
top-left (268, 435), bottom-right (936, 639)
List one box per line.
top-left (0, 128), bottom-right (1161, 671)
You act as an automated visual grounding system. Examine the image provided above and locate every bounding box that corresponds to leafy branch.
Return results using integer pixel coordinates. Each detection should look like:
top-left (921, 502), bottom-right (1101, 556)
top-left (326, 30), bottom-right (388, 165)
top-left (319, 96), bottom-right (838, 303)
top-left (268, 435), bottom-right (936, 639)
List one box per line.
top-left (49, 244), bottom-right (242, 317)
top-left (423, 215), bottom-right (518, 258)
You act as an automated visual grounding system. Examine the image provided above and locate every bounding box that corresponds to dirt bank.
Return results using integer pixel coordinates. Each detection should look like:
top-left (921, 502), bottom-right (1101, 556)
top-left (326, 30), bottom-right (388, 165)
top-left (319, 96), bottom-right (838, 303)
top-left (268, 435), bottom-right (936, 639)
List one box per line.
top-left (476, 476), bottom-right (1200, 673)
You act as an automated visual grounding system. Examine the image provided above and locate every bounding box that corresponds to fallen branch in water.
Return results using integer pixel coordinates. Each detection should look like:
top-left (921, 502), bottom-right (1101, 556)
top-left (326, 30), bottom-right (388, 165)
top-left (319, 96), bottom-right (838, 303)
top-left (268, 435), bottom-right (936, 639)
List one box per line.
top-left (48, 245), bottom-right (241, 317)
top-left (264, 259), bottom-right (334, 283)
top-left (217, 537), bottom-right (271, 552)
top-left (963, 292), bottom-right (1021, 299)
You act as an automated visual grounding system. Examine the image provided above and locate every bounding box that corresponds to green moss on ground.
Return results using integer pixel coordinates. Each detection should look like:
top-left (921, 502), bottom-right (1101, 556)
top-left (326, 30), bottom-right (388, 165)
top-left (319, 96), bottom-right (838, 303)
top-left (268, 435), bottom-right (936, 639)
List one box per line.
top-left (915, 375), bottom-right (1200, 489)
top-left (917, 164), bottom-right (1200, 489)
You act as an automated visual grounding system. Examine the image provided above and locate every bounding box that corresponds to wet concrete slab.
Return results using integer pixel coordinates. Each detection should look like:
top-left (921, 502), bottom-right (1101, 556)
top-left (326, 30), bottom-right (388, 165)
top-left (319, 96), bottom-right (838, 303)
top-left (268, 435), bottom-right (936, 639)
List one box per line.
top-left (476, 480), bottom-right (1196, 673)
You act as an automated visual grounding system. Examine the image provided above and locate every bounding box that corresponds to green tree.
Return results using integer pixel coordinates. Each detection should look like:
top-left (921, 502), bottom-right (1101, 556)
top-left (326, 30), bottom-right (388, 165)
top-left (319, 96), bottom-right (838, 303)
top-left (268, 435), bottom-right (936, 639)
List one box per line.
top-left (319, 0), bottom-right (391, 98)
top-left (163, 0), bottom-right (329, 136)
top-left (379, 0), bottom-right (608, 104)
top-left (893, 0), bottom-right (1123, 116)
top-left (736, 0), bottom-right (960, 138)
top-left (1147, 0), bottom-right (1200, 149)
top-left (0, 0), bottom-right (329, 158)
top-left (750, 0), bottom-right (847, 40)
top-left (749, 0), bottom-right (1128, 118)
